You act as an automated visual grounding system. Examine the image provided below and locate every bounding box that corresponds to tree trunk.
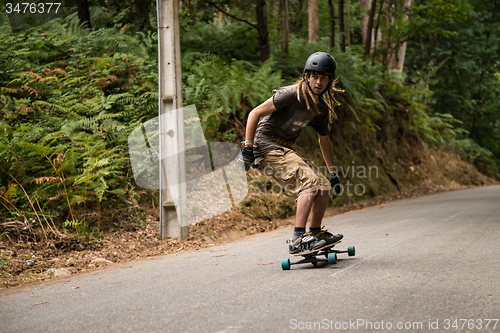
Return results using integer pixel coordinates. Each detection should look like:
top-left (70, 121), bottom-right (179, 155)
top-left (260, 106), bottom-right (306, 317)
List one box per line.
top-left (363, 0), bottom-right (377, 59)
top-left (360, 0), bottom-right (371, 45)
top-left (308, 0), bottom-right (320, 42)
top-left (281, 0), bottom-right (290, 56)
top-left (328, 0), bottom-right (335, 50)
top-left (372, 0), bottom-right (384, 65)
top-left (395, 0), bottom-right (412, 71)
top-left (382, 0), bottom-right (411, 71)
top-left (347, 0), bottom-right (351, 47)
top-left (338, 0), bottom-right (345, 51)
top-left (203, 0), bottom-right (269, 61)
top-left (256, 0), bottom-right (270, 62)
top-left (134, 0), bottom-right (152, 31)
top-left (76, 0), bottom-right (92, 29)
top-left (470, 117), bottom-right (476, 139)
top-left (215, 12), bottom-right (224, 26)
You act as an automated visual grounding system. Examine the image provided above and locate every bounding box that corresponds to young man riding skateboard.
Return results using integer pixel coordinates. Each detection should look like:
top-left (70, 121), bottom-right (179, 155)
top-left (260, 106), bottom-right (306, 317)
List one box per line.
top-left (239, 52), bottom-right (344, 254)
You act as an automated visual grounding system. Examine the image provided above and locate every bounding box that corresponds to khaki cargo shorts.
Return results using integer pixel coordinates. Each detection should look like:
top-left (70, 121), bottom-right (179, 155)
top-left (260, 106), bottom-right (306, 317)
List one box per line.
top-left (254, 148), bottom-right (331, 198)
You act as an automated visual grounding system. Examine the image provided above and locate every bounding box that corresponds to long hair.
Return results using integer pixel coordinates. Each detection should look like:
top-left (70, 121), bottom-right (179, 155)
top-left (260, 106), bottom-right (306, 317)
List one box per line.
top-left (296, 73), bottom-right (344, 124)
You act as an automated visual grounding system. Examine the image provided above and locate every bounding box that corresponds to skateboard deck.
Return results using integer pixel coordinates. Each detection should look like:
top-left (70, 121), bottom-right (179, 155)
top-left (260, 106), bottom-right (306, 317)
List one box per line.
top-left (282, 241), bottom-right (355, 270)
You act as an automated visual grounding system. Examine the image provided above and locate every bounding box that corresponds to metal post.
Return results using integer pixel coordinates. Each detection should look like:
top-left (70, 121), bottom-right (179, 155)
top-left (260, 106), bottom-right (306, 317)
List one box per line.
top-left (157, 0), bottom-right (188, 240)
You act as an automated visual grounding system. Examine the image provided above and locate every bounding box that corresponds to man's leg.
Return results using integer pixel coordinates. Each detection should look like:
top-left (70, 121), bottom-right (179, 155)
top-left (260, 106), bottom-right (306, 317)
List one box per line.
top-left (291, 192), bottom-right (314, 242)
top-left (308, 190), bottom-right (343, 244)
top-left (295, 192), bottom-right (315, 229)
top-left (309, 190), bottom-right (330, 228)
top-left (292, 190), bottom-right (328, 241)
top-left (289, 191), bottom-right (327, 253)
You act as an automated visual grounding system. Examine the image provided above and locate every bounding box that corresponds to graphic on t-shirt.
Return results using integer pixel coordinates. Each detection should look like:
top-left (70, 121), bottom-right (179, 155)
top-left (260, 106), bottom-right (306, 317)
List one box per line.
top-left (281, 112), bottom-right (312, 134)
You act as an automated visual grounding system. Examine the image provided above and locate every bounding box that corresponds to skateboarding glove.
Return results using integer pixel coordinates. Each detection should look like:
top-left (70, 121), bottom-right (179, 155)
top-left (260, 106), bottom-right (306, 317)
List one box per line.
top-left (238, 145), bottom-right (255, 171)
top-left (329, 172), bottom-right (341, 199)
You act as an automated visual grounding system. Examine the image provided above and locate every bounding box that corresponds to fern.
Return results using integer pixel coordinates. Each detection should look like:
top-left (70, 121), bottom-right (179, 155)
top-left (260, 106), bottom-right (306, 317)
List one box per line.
top-left (183, 55), bottom-right (283, 140)
top-left (0, 18), bottom-right (159, 230)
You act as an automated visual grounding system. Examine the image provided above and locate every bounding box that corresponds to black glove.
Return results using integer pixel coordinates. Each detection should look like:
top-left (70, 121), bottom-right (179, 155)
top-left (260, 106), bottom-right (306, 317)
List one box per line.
top-left (329, 172), bottom-right (341, 199)
top-left (238, 146), bottom-right (255, 171)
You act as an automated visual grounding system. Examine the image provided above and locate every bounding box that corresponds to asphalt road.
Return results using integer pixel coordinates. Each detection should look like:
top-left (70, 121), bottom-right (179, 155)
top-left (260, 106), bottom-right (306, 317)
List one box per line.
top-left (2, 186), bottom-right (500, 333)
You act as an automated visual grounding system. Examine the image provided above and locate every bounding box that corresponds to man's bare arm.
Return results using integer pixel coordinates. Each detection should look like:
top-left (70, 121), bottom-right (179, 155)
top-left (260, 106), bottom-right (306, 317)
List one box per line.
top-left (318, 134), bottom-right (335, 173)
top-left (245, 97), bottom-right (276, 144)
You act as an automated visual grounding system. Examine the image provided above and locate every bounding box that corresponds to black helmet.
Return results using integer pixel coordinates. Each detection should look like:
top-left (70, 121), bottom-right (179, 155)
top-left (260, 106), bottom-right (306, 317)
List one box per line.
top-left (304, 52), bottom-right (336, 76)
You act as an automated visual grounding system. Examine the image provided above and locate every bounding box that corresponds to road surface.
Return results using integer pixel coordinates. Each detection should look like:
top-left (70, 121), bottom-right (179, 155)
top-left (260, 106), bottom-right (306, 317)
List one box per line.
top-left (2, 186), bottom-right (500, 332)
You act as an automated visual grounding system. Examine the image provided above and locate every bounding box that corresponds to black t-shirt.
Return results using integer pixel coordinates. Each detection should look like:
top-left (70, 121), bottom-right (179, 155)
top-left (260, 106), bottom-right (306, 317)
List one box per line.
top-left (253, 85), bottom-right (329, 157)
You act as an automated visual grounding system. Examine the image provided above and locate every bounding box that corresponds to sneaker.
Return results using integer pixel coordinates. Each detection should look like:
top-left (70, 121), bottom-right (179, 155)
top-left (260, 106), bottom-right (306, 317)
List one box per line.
top-left (287, 233), bottom-right (327, 254)
top-left (314, 227), bottom-right (343, 245)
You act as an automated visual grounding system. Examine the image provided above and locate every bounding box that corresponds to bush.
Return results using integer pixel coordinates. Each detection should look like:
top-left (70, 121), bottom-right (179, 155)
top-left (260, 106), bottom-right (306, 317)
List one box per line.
top-left (0, 18), bottom-right (158, 233)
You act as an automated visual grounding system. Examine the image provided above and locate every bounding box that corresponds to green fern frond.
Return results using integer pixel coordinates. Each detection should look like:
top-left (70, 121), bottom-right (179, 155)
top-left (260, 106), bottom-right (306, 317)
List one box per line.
top-left (5, 184), bottom-right (18, 200)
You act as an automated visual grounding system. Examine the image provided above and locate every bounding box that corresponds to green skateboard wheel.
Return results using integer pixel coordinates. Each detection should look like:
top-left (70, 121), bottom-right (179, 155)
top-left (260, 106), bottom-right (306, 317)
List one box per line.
top-left (347, 246), bottom-right (355, 257)
top-left (281, 258), bottom-right (291, 270)
top-left (327, 253), bottom-right (338, 265)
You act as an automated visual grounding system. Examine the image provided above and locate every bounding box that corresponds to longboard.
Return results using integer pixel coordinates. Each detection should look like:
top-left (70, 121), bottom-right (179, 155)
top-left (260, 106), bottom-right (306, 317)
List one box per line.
top-left (281, 241), bottom-right (355, 270)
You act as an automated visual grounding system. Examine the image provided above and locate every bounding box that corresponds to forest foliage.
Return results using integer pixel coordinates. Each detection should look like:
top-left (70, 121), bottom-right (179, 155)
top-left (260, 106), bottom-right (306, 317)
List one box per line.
top-left (0, 0), bottom-right (498, 239)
